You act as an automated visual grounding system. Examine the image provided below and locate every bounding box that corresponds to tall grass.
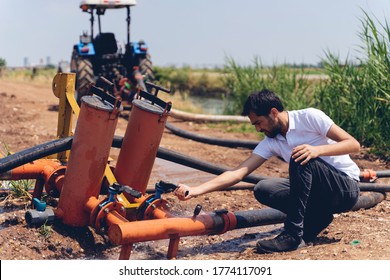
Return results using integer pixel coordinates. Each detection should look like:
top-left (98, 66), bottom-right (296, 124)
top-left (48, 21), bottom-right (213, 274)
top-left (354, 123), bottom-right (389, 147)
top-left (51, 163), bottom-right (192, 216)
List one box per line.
top-left (316, 12), bottom-right (389, 159)
top-left (222, 12), bottom-right (389, 159)
top-left (222, 57), bottom-right (316, 114)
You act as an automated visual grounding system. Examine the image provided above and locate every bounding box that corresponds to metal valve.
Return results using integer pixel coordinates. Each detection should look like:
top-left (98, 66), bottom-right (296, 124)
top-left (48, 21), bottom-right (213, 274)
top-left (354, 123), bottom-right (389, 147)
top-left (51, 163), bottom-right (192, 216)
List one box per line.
top-left (193, 204), bottom-right (202, 217)
top-left (101, 183), bottom-right (142, 208)
top-left (88, 77), bottom-right (122, 109)
top-left (110, 182), bottom-right (142, 198)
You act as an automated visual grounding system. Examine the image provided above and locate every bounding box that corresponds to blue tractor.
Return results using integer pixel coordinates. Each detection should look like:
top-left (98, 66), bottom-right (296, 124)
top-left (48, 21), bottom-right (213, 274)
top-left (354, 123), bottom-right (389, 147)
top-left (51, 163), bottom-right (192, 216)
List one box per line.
top-left (71, 0), bottom-right (154, 104)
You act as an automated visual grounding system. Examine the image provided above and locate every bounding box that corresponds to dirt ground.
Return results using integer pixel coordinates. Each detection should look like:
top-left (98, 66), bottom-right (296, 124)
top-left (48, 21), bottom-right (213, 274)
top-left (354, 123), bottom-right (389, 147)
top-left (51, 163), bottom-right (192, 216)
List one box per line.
top-left (0, 78), bottom-right (389, 260)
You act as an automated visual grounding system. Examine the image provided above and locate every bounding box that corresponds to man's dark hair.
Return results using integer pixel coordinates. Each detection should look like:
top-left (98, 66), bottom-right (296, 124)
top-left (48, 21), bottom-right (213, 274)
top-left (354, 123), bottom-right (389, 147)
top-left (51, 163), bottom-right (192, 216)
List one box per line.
top-left (241, 89), bottom-right (284, 116)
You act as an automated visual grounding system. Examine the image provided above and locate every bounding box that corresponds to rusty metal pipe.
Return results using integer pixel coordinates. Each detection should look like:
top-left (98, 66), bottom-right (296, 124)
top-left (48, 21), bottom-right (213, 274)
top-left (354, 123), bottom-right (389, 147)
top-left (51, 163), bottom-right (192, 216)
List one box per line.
top-left (114, 98), bottom-right (170, 197)
top-left (150, 207), bottom-right (175, 219)
top-left (107, 190), bottom-right (385, 246)
top-left (56, 96), bottom-right (120, 227)
top-left (106, 209), bottom-right (283, 246)
top-left (108, 212), bottom-right (236, 245)
top-left (0, 159), bottom-right (61, 180)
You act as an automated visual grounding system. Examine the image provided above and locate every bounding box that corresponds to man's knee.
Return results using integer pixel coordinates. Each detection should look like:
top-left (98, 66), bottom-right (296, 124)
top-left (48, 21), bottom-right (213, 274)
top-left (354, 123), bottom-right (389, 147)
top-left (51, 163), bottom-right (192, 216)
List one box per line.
top-left (253, 179), bottom-right (289, 208)
top-left (254, 180), bottom-right (273, 205)
top-left (289, 156), bottom-right (324, 171)
top-left (289, 156), bottom-right (311, 172)
top-left (288, 157), bottom-right (325, 180)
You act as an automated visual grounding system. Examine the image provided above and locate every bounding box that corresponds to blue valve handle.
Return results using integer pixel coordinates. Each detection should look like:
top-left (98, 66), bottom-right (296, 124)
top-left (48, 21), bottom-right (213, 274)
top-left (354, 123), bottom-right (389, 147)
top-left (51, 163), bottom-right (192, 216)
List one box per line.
top-left (32, 198), bottom-right (46, 212)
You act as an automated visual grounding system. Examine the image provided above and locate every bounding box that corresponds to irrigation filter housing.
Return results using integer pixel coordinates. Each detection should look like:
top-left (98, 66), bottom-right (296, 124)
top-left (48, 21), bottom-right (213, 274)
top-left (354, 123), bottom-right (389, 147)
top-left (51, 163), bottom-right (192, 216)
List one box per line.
top-left (0, 73), bottom-right (389, 260)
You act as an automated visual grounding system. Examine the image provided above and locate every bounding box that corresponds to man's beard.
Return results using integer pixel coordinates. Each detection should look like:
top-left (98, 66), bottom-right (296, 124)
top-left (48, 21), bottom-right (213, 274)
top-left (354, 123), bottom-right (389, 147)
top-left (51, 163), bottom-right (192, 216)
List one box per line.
top-left (262, 118), bottom-right (282, 138)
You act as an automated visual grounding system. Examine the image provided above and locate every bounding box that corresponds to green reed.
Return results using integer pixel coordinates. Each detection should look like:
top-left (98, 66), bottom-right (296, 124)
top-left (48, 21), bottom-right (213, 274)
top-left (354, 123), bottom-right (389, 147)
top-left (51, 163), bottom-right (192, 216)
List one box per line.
top-left (316, 12), bottom-right (389, 159)
top-left (222, 56), bottom-right (315, 115)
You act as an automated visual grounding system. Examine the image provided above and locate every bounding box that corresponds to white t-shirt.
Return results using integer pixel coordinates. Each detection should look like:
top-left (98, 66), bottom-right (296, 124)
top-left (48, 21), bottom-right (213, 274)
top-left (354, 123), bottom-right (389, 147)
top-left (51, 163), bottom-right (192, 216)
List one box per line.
top-left (253, 108), bottom-right (360, 181)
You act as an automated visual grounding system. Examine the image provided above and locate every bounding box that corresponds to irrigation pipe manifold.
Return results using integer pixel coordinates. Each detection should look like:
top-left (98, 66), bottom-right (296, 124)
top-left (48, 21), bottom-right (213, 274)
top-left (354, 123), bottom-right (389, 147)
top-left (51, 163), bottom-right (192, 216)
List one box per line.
top-left (0, 73), bottom-right (389, 260)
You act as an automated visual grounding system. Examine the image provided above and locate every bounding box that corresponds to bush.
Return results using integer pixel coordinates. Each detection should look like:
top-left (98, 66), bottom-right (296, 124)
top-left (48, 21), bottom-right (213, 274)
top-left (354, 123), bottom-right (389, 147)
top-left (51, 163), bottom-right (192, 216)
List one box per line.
top-left (0, 58), bottom-right (6, 76)
top-left (316, 12), bottom-right (389, 159)
top-left (0, 58), bottom-right (6, 67)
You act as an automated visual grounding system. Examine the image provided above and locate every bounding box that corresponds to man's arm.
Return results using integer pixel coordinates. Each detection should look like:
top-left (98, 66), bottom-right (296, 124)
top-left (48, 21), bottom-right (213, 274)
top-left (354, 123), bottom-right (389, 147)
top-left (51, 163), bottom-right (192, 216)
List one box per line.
top-left (292, 123), bottom-right (360, 165)
top-left (174, 153), bottom-right (267, 200)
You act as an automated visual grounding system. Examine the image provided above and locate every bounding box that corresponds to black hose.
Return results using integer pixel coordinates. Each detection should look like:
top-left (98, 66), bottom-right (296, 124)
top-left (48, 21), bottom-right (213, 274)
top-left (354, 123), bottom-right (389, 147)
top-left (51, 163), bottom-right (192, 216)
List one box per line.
top-left (233, 191), bottom-right (386, 229)
top-left (156, 146), bottom-right (271, 183)
top-left (0, 135), bottom-right (123, 175)
top-left (0, 136), bottom-right (73, 174)
top-left (112, 135), bottom-right (123, 148)
top-left (234, 208), bottom-right (286, 229)
top-left (1, 135), bottom-right (389, 193)
top-left (165, 121), bottom-right (258, 149)
top-left (351, 192), bottom-right (386, 211)
top-left (358, 183), bottom-right (390, 192)
top-left (376, 170), bottom-right (390, 178)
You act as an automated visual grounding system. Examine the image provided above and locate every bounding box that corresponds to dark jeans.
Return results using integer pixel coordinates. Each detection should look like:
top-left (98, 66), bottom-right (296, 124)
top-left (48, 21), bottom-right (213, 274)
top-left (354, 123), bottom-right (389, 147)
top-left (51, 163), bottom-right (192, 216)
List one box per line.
top-left (254, 157), bottom-right (359, 238)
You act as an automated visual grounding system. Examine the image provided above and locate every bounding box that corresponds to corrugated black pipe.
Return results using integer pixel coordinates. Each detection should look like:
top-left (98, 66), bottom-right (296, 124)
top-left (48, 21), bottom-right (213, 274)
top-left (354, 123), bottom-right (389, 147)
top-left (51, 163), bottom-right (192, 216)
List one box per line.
top-left (165, 121), bottom-right (258, 149)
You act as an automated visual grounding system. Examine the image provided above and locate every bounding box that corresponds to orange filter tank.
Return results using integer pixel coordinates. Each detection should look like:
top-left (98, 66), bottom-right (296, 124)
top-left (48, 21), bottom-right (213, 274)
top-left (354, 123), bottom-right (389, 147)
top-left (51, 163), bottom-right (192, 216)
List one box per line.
top-left (114, 98), bottom-right (170, 197)
top-left (57, 95), bottom-right (120, 227)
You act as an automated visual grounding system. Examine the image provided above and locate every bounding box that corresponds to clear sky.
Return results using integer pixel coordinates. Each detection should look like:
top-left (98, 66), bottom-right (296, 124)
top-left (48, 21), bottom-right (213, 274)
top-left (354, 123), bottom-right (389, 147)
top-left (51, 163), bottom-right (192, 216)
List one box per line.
top-left (1, 0), bottom-right (389, 68)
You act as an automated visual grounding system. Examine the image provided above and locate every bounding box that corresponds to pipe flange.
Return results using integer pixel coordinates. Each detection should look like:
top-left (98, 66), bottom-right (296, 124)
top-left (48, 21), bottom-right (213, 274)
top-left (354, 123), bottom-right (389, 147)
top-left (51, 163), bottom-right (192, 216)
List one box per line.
top-left (143, 199), bottom-right (169, 220)
top-left (136, 194), bottom-right (154, 220)
top-left (88, 197), bottom-right (106, 227)
top-left (95, 201), bottom-right (126, 232)
top-left (215, 210), bottom-right (237, 234)
top-left (45, 166), bottom-right (67, 197)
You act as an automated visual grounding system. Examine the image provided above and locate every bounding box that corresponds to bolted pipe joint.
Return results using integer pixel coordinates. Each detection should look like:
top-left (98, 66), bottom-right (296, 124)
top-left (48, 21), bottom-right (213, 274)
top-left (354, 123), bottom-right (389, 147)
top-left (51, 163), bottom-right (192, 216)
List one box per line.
top-left (25, 208), bottom-right (55, 226)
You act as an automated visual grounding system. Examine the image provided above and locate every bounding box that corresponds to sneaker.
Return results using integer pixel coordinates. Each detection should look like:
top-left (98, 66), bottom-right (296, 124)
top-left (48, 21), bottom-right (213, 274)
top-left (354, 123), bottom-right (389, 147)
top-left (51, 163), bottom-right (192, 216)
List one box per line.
top-left (302, 214), bottom-right (333, 243)
top-left (256, 231), bottom-right (305, 254)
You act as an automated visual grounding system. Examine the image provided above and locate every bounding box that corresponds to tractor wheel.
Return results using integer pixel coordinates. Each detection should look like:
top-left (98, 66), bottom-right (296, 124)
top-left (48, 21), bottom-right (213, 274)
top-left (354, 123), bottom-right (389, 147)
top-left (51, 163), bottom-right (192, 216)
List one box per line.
top-left (139, 53), bottom-right (155, 82)
top-left (70, 49), bottom-right (94, 105)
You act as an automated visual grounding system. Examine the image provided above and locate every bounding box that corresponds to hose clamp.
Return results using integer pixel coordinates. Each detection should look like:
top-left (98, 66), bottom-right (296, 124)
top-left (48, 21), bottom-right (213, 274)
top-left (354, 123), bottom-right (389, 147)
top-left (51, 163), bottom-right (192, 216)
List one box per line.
top-left (214, 209), bottom-right (237, 234)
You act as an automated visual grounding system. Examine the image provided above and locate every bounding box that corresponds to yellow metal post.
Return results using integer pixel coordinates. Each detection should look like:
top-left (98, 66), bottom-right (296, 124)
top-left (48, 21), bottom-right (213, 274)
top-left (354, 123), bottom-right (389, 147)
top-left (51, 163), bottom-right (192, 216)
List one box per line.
top-left (52, 73), bottom-right (77, 163)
